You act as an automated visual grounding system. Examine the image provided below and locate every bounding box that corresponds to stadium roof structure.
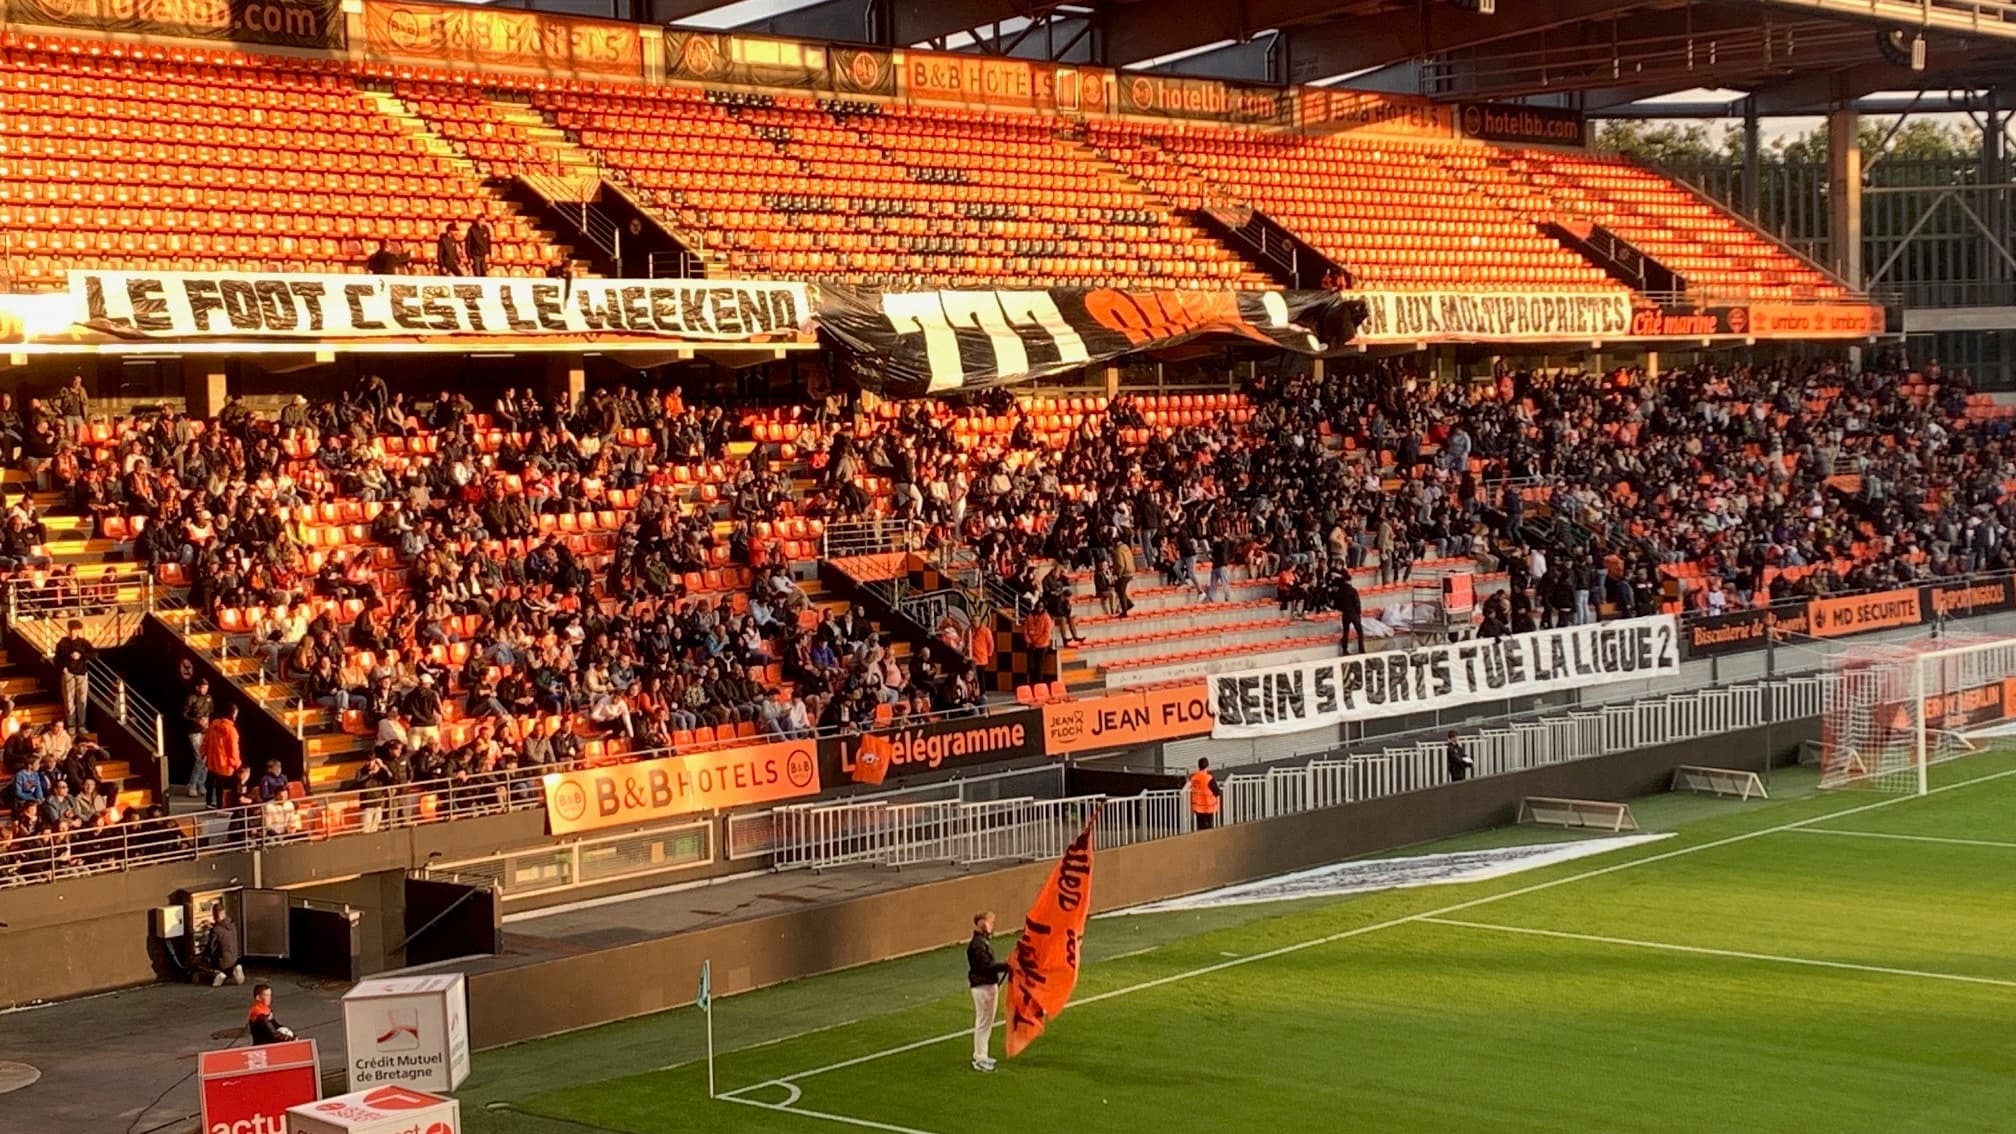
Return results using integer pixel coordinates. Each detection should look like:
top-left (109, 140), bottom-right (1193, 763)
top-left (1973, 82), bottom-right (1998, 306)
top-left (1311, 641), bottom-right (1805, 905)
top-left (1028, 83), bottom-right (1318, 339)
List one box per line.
top-left (650, 0), bottom-right (2016, 115)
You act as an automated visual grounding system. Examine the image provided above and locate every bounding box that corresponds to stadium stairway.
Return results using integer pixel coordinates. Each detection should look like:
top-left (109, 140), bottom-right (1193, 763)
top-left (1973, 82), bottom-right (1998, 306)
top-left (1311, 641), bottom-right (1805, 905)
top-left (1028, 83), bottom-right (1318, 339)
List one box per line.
top-left (1472, 149), bottom-right (1846, 299)
top-left (390, 82), bottom-right (727, 278)
top-left (0, 643), bottom-right (151, 812)
top-left (1044, 558), bottom-right (1513, 691)
top-left (357, 88), bottom-right (597, 280)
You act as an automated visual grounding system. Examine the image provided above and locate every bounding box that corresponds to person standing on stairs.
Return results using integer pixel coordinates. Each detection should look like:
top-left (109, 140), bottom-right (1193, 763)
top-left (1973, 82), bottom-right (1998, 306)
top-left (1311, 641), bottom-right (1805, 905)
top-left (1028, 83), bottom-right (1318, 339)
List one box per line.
top-left (465, 213), bottom-right (493, 277)
top-left (436, 221), bottom-right (464, 276)
top-left (52, 619), bottom-right (94, 733)
top-left (182, 677), bottom-right (213, 800)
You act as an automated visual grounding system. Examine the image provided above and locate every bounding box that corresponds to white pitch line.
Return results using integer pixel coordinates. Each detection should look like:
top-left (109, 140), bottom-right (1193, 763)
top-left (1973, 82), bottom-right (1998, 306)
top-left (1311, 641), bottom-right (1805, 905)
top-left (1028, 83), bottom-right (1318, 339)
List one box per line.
top-left (721, 764), bottom-right (2016, 1105)
top-left (1789, 827), bottom-right (2016, 851)
top-left (723, 1092), bottom-right (952, 1134)
top-left (1421, 917), bottom-right (2016, 990)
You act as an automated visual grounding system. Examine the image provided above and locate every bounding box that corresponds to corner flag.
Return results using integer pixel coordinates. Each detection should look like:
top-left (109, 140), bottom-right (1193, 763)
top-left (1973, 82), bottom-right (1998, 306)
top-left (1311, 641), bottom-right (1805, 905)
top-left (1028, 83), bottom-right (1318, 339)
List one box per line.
top-left (1004, 809), bottom-right (1098, 1058)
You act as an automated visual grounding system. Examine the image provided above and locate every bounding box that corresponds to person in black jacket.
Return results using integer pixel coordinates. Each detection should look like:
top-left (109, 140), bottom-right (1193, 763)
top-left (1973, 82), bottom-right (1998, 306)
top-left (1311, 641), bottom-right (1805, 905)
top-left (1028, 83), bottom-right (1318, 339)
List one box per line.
top-left (52, 619), bottom-right (94, 731)
top-left (464, 215), bottom-right (492, 277)
top-left (966, 911), bottom-right (1009, 1072)
top-left (1446, 730), bottom-right (1474, 783)
top-left (436, 222), bottom-right (464, 276)
top-left (247, 984), bottom-right (296, 1045)
top-left (1334, 574), bottom-right (1364, 655)
top-left (196, 901), bottom-right (244, 987)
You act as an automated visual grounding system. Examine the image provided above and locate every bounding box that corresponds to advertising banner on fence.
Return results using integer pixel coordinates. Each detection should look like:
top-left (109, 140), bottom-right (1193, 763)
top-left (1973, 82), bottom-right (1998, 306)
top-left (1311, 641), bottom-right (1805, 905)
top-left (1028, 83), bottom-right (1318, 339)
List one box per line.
top-left (664, 30), bottom-right (825, 89)
top-left (1210, 614), bottom-right (1682, 738)
top-left (1298, 89), bottom-right (1452, 139)
top-left (365, 0), bottom-right (640, 77)
top-left (1806, 588), bottom-right (1924, 639)
top-left (72, 271), bottom-right (811, 343)
top-left (823, 707), bottom-right (1042, 783)
top-left (818, 287), bottom-right (1363, 394)
top-left (1680, 606), bottom-right (1789, 658)
top-left (830, 45), bottom-right (897, 97)
top-left (898, 51), bottom-right (1103, 113)
top-left (1457, 102), bottom-right (1586, 147)
top-left (1924, 576), bottom-right (2016, 621)
top-left (8, 0), bottom-right (344, 49)
top-left (200, 1040), bottom-right (322, 1134)
top-left (1744, 303), bottom-right (1886, 339)
top-left (1354, 290), bottom-right (1634, 344)
top-left (1115, 73), bottom-right (1291, 125)
top-left (1041, 682), bottom-right (1212, 755)
top-left (542, 740), bottom-right (821, 836)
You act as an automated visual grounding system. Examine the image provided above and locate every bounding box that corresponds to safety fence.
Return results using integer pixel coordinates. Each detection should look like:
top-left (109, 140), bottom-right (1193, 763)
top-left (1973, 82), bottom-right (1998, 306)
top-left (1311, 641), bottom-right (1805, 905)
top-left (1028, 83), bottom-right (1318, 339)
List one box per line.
top-left (764, 671), bottom-right (1826, 871)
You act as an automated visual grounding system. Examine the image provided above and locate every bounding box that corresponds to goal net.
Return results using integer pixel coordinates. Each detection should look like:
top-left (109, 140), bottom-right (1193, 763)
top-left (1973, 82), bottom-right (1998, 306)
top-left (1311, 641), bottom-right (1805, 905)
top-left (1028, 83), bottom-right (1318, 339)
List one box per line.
top-left (1819, 635), bottom-right (2016, 795)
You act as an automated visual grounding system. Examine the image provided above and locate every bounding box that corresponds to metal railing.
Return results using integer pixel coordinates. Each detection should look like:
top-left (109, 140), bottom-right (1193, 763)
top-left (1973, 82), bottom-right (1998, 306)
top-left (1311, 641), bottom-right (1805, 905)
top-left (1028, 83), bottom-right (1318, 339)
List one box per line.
top-left (423, 818), bottom-right (713, 903)
top-left (725, 764), bottom-right (1066, 861)
top-left (3, 566), bottom-right (158, 624)
top-left (0, 759), bottom-right (560, 887)
top-left (9, 594), bottom-right (172, 797)
top-left (820, 517), bottom-right (926, 559)
top-left (762, 669), bottom-right (1824, 872)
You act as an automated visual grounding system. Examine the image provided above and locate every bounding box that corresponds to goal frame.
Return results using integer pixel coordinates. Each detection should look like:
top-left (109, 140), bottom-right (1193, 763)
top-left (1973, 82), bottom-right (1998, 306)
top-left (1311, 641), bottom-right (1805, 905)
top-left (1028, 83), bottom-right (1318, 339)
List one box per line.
top-left (1823, 635), bottom-right (2016, 797)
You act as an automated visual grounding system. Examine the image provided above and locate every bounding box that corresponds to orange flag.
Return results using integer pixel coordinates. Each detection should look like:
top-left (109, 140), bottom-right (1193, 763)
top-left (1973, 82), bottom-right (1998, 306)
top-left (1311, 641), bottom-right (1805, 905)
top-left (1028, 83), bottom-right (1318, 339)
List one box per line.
top-left (1004, 810), bottom-right (1097, 1058)
top-left (850, 733), bottom-right (892, 786)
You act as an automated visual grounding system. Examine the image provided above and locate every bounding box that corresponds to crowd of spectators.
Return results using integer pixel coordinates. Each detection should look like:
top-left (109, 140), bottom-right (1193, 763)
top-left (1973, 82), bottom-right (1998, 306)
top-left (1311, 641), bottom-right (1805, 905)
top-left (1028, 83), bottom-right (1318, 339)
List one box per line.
top-left (7, 352), bottom-right (2016, 881)
top-left (6, 375), bottom-right (1002, 839)
top-left (795, 355), bottom-right (2016, 645)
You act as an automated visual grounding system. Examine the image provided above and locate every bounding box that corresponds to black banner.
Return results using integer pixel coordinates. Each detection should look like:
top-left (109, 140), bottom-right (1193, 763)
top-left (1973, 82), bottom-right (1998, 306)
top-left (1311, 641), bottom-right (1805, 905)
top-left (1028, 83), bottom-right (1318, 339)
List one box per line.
top-left (818, 287), bottom-right (1364, 396)
top-left (830, 46), bottom-right (896, 96)
top-left (9, 0), bottom-right (345, 49)
top-left (1922, 576), bottom-right (2016, 622)
top-left (1681, 607), bottom-right (1787, 659)
top-left (820, 708), bottom-right (1042, 784)
top-left (663, 30), bottom-right (825, 90)
top-left (1457, 102), bottom-right (1586, 147)
top-left (1628, 304), bottom-right (1748, 339)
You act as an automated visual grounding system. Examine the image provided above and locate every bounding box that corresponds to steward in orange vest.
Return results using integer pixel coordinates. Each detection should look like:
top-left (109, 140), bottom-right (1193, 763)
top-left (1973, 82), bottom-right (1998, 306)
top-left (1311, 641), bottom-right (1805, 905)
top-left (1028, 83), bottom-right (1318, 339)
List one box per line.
top-left (1188, 757), bottom-right (1222, 831)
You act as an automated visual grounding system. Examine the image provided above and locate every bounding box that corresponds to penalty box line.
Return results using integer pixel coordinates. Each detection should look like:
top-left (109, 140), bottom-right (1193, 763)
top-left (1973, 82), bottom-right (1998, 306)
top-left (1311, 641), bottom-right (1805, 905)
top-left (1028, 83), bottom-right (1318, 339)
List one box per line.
top-left (1420, 918), bottom-right (2016, 990)
top-left (718, 764), bottom-right (2016, 1116)
top-left (1787, 827), bottom-right (2016, 851)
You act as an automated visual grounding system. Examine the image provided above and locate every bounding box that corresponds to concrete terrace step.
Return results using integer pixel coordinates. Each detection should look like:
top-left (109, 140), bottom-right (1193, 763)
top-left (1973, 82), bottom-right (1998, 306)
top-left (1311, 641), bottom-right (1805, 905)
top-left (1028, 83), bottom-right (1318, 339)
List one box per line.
top-left (1069, 613), bottom-right (1337, 667)
top-left (1075, 597), bottom-right (1284, 638)
top-left (1098, 637), bottom-right (1348, 688)
top-left (1066, 576), bottom-right (1274, 615)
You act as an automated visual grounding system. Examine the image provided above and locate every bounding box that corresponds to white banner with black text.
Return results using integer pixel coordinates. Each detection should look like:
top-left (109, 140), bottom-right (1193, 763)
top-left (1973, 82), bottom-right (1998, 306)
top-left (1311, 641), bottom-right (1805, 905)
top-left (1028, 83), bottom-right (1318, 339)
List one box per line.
top-left (1353, 289), bottom-right (1634, 344)
top-left (70, 270), bottom-right (812, 342)
top-left (1209, 614), bottom-right (1682, 738)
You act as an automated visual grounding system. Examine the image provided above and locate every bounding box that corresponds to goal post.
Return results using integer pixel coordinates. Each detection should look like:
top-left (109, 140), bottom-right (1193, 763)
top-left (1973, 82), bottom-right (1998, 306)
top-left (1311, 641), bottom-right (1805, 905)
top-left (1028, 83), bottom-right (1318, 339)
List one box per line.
top-left (1819, 634), bottom-right (2016, 796)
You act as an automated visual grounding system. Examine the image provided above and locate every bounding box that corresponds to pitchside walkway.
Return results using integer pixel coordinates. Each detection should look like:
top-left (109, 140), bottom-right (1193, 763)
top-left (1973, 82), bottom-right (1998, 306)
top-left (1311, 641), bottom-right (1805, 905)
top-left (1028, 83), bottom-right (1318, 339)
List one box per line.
top-left (9, 862), bottom-right (971, 1134)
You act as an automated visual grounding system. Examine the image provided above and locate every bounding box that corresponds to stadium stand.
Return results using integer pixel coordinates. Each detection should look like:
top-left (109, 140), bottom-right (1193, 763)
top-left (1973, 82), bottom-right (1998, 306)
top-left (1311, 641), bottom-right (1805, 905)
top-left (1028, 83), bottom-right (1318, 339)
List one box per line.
top-left (0, 34), bottom-right (582, 288)
top-left (1084, 123), bottom-right (1624, 292)
top-left (528, 85), bottom-right (1272, 288)
top-left (1472, 149), bottom-right (1845, 299)
top-left (0, 31), bottom-right (1858, 303)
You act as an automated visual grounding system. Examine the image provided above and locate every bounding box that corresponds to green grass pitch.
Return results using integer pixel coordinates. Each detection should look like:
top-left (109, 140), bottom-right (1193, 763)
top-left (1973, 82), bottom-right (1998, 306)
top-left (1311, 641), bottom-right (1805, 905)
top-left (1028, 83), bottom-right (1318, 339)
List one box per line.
top-left (461, 752), bottom-right (2016, 1134)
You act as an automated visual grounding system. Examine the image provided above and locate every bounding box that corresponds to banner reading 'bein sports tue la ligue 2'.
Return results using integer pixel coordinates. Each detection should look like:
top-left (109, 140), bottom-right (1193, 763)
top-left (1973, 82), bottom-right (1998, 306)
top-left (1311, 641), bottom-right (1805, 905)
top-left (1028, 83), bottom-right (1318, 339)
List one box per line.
top-left (1209, 614), bottom-right (1682, 738)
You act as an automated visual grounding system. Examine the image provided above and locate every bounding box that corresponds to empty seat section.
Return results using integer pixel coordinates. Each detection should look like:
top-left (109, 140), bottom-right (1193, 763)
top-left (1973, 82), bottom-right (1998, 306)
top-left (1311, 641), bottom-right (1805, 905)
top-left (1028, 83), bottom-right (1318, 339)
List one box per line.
top-left (0, 34), bottom-right (574, 287)
top-left (537, 87), bottom-right (1270, 289)
top-left (1086, 120), bottom-right (1622, 292)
